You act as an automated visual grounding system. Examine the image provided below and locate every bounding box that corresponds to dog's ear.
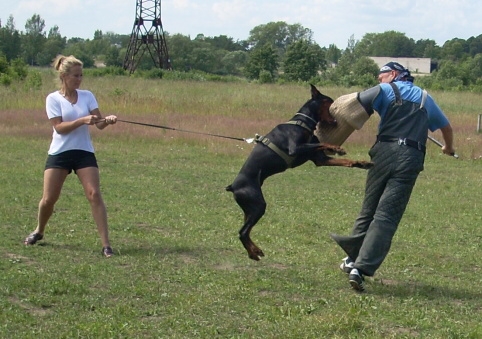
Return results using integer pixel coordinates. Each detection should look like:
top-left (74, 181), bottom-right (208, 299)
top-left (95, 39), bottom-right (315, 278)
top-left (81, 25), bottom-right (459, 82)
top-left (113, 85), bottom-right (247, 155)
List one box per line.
top-left (310, 84), bottom-right (320, 98)
top-left (311, 84), bottom-right (334, 103)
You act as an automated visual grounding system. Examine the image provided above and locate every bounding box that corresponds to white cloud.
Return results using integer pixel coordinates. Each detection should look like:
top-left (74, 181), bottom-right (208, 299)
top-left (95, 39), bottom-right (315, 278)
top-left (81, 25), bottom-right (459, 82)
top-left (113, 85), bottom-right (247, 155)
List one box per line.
top-left (212, 1), bottom-right (246, 22)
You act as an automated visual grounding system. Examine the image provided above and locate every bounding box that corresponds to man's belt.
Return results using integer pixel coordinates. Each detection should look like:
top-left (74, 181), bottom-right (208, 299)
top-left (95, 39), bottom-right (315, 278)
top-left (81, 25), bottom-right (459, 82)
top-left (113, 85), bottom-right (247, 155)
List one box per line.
top-left (376, 135), bottom-right (426, 153)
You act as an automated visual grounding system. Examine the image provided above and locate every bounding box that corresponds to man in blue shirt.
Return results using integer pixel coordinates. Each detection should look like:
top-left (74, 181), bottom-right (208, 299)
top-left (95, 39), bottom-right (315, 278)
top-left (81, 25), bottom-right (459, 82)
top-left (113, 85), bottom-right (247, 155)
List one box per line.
top-left (332, 62), bottom-right (455, 292)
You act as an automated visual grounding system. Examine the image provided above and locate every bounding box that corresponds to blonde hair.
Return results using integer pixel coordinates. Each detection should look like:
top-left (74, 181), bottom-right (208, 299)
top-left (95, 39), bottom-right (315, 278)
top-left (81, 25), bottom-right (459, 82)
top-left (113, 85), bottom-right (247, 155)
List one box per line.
top-left (52, 55), bottom-right (83, 86)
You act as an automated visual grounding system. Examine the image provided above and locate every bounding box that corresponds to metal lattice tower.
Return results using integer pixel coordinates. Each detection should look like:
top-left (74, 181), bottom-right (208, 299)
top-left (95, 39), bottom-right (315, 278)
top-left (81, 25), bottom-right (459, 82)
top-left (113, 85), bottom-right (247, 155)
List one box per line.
top-left (123, 0), bottom-right (171, 73)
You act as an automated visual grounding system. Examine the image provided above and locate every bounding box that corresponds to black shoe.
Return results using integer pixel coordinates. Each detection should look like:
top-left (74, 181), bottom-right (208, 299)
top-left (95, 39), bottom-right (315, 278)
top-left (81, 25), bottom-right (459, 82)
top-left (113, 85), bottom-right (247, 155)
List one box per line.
top-left (349, 268), bottom-right (365, 292)
top-left (340, 257), bottom-right (354, 274)
top-left (102, 246), bottom-right (114, 258)
top-left (24, 232), bottom-right (43, 245)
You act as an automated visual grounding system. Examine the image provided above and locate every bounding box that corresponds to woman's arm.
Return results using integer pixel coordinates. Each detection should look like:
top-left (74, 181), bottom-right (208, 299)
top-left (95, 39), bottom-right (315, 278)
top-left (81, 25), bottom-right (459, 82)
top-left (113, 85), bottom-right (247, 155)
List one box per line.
top-left (50, 114), bottom-right (100, 134)
top-left (91, 108), bottom-right (117, 130)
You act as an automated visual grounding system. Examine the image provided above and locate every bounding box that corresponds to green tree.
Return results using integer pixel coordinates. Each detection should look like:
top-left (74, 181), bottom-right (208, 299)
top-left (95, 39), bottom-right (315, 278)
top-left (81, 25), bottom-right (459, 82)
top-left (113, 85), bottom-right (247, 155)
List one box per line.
top-left (89, 29), bottom-right (111, 57)
top-left (192, 34), bottom-right (248, 74)
top-left (0, 15), bottom-right (22, 61)
top-left (456, 53), bottom-right (482, 86)
top-left (105, 45), bottom-right (122, 67)
top-left (166, 33), bottom-right (195, 71)
top-left (204, 35), bottom-right (246, 52)
top-left (441, 38), bottom-right (468, 61)
top-left (0, 53), bottom-right (8, 74)
top-left (9, 57), bottom-right (28, 80)
top-left (191, 46), bottom-right (219, 73)
top-left (435, 60), bottom-right (462, 80)
top-left (62, 42), bottom-right (95, 67)
top-left (469, 53), bottom-right (482, 79)
top-left (467, 35), bottom-right (482, 57)
top-left (221, 50), bottom-right (247, 75)
top-left (430, 60), bottom-right (465, 90)
top-left (413, 39), bottom-right (441, 59)
top-left (244, 44), bottom-right (279, 80)
top-left (0, 53), bottom-right (28, 86)
top-left (324, 35), bottom-right (364, 87)
top-left (22, 14), bottom-right (46, 65)
top-left (37, 25), bottom-right (66, 66)
top-left (351, 57), bottom-right (379, 87)
top-left (326, 44), bottom-right (342, 64)
top-left (356, 31), bottom-right (415, 57)
top-left (283, 40), bottom-right (326, 82)
top-left (247, 21), bottom-right (313, 57)
top-left (354, 32), bottom-right (375, 57)
top-left (335, 35), bottom-right (358, 76)
top-left (66, 37), bottom-right (85, 44)
top-left (103, 32), bottom-right (130, 48)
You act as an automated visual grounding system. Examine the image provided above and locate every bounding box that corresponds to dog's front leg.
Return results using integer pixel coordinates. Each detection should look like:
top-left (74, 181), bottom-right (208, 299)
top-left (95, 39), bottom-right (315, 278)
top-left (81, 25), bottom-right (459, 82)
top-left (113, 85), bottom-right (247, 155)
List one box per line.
top-left (314, 157), bottom-right (374, 169)
top-left (289, 142), bottom-right (346, 156)
top-left (317, 143), bottom-right (347, 155)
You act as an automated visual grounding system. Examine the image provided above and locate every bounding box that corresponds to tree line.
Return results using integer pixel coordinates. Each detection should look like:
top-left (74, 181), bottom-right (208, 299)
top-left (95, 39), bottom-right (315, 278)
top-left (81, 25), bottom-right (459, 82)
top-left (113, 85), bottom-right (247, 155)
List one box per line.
top-left (2, 14), bottom-right (482, 91)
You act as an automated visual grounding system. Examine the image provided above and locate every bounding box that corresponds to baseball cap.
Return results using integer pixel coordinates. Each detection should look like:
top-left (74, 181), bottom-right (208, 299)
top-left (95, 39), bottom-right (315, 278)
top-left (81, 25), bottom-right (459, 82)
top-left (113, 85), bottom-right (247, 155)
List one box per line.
top-left (379, 61), bottom-right (406, 74)
top-left (379, 61), bottom-right (411, 81)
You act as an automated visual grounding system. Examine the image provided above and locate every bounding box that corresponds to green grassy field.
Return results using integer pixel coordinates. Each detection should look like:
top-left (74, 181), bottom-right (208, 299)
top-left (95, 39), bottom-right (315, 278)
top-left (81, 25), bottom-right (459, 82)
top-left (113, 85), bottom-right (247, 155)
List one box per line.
top-left (1, 75), bottom-right (482, 338)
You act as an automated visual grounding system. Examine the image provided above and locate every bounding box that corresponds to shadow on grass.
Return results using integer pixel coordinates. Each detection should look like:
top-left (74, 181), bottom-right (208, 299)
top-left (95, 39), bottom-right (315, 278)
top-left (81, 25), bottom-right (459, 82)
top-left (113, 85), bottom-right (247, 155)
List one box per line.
top-left (372, 278), bottom-right (482, 301)
top-left (22, 242), bottom-right (93, 253)
top-left (114, 244), bottom-right (213, 258)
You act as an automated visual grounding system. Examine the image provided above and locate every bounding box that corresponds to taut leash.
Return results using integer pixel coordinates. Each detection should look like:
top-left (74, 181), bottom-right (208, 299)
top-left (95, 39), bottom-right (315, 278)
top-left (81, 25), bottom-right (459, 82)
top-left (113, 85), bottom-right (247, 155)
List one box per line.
top-left (99, 118), bottom-right (256, 143)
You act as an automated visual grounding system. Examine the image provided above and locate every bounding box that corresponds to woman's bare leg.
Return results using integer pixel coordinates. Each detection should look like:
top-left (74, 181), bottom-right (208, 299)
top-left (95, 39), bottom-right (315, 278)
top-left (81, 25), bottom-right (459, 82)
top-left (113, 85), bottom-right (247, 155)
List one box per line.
top-left (76, 166), bottom-right (111, 248)
top-left (35, 168), bottom-right (69, 235)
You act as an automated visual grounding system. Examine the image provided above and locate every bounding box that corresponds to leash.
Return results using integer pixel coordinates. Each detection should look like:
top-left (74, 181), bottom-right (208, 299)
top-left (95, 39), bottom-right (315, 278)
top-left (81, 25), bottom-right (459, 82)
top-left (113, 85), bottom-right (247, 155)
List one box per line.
top-left (99, 118), bottom-right (255, 143)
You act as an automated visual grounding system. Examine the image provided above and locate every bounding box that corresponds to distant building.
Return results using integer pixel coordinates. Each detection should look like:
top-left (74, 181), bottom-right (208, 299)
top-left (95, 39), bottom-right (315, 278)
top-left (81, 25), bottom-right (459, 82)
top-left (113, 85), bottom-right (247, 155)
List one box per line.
top-left (369, 57), bottom-right (432, 74)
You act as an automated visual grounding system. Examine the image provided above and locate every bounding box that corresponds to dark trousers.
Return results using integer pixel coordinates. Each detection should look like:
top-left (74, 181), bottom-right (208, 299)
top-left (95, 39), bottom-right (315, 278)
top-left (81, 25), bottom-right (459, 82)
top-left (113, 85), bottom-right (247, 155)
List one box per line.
top-left (351, 142), bottom-right (424, 276)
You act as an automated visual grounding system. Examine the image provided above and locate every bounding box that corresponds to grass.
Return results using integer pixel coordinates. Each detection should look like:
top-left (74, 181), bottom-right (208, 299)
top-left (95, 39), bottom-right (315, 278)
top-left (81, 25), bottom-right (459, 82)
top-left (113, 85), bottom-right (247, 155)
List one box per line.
top-left (1, 75), bottom-right (482, 338)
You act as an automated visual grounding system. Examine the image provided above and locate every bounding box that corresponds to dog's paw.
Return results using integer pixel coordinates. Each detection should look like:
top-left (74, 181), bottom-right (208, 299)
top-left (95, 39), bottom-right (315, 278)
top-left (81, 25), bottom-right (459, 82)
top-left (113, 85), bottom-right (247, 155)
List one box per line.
top-left (353, 161), bottom-right (374, 169)
top-left (320, 143), bottom-right (346, 155)
top-left (329, 146), bottom-right (346, 156)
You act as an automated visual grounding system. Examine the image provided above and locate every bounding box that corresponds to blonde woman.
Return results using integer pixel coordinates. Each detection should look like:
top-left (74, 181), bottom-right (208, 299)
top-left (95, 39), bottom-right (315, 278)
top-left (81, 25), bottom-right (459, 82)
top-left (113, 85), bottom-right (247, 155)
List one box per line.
top-left (24, 55), bottom-right (117, 257)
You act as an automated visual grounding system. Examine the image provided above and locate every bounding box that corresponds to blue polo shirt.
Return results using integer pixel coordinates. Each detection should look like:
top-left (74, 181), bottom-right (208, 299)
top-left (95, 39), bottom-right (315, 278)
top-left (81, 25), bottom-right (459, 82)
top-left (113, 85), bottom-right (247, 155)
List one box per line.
top-left (372, 81), bottom-right (450, 133)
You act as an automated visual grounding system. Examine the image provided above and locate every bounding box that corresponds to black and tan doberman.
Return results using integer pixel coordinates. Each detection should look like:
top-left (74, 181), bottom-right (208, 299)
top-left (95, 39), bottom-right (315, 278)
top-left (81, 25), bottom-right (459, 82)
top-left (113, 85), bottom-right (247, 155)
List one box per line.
top-left (226, 84), bottom-right (373, 261)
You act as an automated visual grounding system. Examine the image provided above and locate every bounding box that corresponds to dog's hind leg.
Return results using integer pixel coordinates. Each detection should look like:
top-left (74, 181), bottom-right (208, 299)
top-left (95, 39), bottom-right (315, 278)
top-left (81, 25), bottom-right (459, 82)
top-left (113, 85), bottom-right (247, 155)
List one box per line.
top-left (229, 184), bottom-right (267, 261)
top-left (239, 200), bottom-right (266, 261)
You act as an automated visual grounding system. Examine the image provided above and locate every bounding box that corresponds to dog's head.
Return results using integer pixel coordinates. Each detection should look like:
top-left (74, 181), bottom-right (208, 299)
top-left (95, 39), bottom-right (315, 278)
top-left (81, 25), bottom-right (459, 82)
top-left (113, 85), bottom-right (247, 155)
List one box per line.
top-left (310, 84), bottom-right (337, 126)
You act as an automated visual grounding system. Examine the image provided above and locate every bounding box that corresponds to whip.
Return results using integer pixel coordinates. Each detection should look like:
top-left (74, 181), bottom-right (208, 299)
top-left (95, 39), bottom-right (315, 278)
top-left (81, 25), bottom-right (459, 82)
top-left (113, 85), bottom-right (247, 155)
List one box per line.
top-left (427, 135), bottom-right (459, 158)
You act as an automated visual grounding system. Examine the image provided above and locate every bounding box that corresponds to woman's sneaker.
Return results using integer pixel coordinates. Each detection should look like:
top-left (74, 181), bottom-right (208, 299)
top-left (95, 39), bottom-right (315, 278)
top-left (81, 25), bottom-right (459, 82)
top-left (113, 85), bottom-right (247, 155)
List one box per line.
top-left (102, 246), bottom-right (114, 258)
top-left (349, 268), bottom-right (365, 292)
top-left (24, 232), bottom-right (43, 245)
top-left (340, 257), bottom-right (355, 273)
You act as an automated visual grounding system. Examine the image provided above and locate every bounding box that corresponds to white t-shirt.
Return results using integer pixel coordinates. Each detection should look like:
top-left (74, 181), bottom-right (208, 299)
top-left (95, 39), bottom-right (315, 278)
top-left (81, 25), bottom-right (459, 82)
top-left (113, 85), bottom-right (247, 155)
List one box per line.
top-left (46, 90), bottom-right (99, 155)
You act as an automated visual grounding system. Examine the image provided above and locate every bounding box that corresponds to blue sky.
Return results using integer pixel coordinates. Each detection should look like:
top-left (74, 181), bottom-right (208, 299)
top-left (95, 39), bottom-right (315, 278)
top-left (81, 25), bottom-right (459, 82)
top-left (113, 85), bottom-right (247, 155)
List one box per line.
top-left (2, 0), bottom-right (482, 48)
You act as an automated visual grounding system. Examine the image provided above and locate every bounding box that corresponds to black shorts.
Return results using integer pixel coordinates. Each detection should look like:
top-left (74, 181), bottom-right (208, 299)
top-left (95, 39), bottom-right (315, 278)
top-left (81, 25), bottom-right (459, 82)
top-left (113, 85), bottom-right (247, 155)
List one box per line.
top-left (45, 150), bottom-right (98, 174)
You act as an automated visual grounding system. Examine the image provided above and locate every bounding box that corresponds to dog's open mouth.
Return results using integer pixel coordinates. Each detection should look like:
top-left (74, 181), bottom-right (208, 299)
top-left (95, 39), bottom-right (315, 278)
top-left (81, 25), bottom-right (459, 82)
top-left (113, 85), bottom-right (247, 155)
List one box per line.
top-left (318, 119), bottom-right (338, 128)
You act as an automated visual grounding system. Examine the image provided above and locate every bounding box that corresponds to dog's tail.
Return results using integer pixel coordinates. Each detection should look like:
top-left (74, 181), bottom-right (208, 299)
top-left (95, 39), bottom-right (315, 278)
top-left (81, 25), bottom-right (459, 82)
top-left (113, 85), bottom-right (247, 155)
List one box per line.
top-left (225, 184), bottom-right (233, 192)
